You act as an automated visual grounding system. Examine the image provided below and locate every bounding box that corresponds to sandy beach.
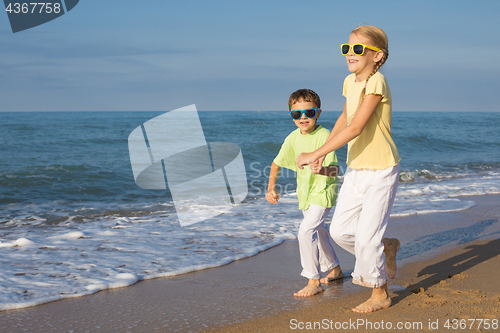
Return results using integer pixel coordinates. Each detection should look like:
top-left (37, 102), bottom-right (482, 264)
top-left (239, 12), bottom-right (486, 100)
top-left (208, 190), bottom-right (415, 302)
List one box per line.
top-left (205, 237), bottom-right (500, 333)
top-left (0, 194), bottom-right (499, 332)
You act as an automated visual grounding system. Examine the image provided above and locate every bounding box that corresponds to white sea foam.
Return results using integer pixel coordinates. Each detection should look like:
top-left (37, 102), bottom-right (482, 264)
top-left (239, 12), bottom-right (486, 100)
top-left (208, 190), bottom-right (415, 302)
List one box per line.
top-left (0, 195), bottom-right (301, 311)
top-left (0, 237), bottom-right (36, 248)
top-left (393, 170), bottom-right (500, 216)
top-left (50, 231), bottom-right (85, 240)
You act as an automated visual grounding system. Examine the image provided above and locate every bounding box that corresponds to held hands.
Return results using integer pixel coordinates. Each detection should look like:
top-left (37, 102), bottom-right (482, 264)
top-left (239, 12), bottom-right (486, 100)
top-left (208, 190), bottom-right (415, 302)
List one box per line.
top-left (297, 152), bottom-right (325, 174)
top-left (310, 155), bottom-right (326, 174)
top-left (265, 189), bottom-right (280, 204)
top-left (309, 160), bottom-right (322, 174)
top-left (296, 152), bottom-right (316, 169)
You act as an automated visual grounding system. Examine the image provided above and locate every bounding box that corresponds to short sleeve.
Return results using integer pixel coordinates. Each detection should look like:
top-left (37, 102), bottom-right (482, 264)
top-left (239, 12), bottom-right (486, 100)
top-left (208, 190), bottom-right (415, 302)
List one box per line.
top-left (273, 134), bottom-right (298, 172)
top-left (365, 72), bottom-right (388, 102)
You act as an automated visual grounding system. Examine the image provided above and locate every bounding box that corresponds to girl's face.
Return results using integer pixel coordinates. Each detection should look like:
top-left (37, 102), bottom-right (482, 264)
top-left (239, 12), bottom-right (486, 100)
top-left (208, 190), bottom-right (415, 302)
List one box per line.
top-left (345, 33), bottom-right (383, 82)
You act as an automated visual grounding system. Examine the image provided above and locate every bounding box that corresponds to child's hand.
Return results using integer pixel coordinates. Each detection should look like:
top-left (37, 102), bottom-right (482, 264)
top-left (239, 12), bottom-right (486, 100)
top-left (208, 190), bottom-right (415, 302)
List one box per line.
top-left (296, 152), bottom-right (315, 169)
top-left (310, 160), bottom-right (323, 174)
top-left (316, 155), bottom-right (326, 169)
top-left (265, 189), bottom-right (280, 204)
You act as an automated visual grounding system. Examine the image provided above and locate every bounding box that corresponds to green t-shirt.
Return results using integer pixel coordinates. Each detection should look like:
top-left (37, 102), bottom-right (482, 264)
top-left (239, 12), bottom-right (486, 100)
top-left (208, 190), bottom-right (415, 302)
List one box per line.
top-left (274, 125), bottom-right (338, 210)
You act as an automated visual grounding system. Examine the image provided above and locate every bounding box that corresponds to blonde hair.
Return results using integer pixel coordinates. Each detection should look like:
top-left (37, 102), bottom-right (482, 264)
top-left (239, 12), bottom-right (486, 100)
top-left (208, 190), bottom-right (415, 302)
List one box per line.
top-left (352, 25), bottom-right (389, 87)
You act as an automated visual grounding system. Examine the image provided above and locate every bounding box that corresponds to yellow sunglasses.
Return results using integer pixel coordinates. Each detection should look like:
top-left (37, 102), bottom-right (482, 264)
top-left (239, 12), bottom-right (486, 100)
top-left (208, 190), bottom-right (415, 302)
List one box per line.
top-left (341, 44), bottom-right (380, 56)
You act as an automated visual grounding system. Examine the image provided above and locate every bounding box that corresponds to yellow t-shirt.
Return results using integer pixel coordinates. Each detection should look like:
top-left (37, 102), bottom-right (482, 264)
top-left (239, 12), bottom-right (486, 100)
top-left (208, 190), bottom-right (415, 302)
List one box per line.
top-left (343, 72), bottom-right (401, 170)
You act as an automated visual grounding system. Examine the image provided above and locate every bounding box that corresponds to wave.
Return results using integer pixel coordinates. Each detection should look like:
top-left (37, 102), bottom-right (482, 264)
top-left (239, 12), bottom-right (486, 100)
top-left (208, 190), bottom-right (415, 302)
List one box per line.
top-left (399, 163), bottom-right (500, 183)
top-left (0, 195), bottom-right (301, 311)
top-left (394, 167), bottom-right (500, 216)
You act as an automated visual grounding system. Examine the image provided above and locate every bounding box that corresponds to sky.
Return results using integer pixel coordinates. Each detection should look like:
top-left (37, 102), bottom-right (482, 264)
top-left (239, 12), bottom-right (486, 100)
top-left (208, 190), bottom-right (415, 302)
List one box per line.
top-left (1, 0), bottom-right (499, 112)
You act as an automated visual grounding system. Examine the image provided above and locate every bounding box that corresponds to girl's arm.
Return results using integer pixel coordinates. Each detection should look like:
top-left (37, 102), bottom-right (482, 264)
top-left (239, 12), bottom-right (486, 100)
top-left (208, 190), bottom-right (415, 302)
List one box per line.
top-left (265, 161), bottom-right (281, 204)
top-left (297, 94), bottom-right (382, 169)
top-left (327, 102), bottom-right (348, 141)
top-left (313, 102), bottom-right (348, 169)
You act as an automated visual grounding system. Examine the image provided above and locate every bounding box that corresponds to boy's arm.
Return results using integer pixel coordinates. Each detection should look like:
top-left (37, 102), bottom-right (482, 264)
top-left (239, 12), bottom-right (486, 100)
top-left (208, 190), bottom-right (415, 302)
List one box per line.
top-left (265, 161), bottom-right (281, 204)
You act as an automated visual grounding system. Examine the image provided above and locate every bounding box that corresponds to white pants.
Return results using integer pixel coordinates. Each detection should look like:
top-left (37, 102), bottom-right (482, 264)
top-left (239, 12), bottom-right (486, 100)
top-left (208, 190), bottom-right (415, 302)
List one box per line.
top-left (298, 204), bottom-right (339, 280)
top-left (330, 163), bottom-right (400, 288)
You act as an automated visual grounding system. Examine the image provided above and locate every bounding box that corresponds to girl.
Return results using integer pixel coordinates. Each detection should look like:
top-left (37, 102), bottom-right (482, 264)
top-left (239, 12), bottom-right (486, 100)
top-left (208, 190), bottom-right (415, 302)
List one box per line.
top-left (296, 25), bottom-right (401, 313)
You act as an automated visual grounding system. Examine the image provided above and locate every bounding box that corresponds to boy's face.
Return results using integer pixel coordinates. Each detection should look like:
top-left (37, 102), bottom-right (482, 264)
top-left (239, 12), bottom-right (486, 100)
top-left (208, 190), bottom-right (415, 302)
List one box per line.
top-left (290, 100), bottom-right (321, 135)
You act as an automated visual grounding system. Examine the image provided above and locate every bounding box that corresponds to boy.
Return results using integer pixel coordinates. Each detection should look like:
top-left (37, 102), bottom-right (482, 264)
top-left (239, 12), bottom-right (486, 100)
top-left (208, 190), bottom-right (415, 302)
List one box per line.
top-left (266, 89), bottom-right (343, 297)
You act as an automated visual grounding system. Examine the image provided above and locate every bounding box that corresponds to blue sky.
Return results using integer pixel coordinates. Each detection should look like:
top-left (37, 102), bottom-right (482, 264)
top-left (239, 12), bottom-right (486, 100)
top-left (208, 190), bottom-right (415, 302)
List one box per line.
top-left (1, 0), bottom-right (499, 112)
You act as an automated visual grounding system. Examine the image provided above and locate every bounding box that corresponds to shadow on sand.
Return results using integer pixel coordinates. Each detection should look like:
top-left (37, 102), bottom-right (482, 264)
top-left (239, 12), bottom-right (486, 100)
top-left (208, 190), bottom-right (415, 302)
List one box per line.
top-left (392, 231), bottom-right (500, 305)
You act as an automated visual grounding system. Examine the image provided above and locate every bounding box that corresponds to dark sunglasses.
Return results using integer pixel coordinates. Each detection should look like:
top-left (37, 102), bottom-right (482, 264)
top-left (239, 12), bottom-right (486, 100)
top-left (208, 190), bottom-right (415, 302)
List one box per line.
top-left (289, 108), bottom-right (319, 120)
top-left (341, 43), bottom-right (380, 56)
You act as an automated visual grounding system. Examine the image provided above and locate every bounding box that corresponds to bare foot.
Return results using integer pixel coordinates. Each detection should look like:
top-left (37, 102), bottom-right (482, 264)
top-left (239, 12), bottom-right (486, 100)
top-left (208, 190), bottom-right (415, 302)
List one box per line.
top-left (352, 285), bottom-right (391, 313)
top-left (294, 280), bottom-right (323, 297)
top-left (383, 237), bottom-right (400, 279)
top-left (320, 266), bottom-right (343, 284)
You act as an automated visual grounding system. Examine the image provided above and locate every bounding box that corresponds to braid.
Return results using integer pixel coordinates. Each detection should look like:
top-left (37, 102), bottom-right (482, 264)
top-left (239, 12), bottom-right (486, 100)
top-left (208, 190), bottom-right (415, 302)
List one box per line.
top-left (364, 62), bottom-right (381, 88)
top-left (364, 48), bottom-right (388, 88)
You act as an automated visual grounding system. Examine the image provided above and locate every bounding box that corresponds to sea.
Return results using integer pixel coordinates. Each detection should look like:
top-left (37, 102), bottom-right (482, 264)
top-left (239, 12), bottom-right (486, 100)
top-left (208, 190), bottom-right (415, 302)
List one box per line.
top-left (0, 111), bottom-right (499, 311)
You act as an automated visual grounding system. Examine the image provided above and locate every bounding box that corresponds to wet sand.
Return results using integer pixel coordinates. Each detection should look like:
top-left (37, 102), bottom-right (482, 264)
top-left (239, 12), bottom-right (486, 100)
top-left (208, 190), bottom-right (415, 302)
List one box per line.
top-left (0, 195), bottom-right (499, 332)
